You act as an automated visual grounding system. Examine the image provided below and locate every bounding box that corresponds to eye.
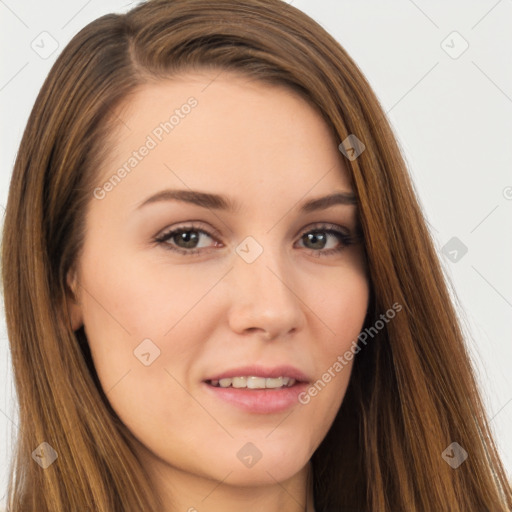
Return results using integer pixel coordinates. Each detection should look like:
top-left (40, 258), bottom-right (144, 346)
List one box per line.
top-left (296, 223), bottom-right (356, 257)
top-left (154, 224), bottom-right (222, 255)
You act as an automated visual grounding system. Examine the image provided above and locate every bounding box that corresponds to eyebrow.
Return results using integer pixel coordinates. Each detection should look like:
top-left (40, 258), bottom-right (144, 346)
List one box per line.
top-left (136, 188), bottom-right (357, 213)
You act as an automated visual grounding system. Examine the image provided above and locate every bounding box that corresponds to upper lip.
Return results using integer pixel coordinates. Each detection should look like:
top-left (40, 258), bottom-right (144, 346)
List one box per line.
top-left (204, 365), bottom-right (310, 383)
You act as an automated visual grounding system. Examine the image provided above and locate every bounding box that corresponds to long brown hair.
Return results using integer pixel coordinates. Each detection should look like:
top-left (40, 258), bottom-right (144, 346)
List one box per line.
top-left (1, 0), bottom-right (510, 510)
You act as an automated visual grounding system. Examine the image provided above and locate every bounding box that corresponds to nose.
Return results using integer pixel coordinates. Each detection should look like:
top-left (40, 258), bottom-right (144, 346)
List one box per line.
top-left (226, 246), bottom-right (306, 340)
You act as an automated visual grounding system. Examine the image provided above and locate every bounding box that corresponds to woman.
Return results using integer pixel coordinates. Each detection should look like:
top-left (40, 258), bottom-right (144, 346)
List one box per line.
top-left (1, 0), bottom-right (510, 510)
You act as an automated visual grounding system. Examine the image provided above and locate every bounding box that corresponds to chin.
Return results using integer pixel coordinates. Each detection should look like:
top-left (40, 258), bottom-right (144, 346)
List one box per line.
top-left (213, 462), bottom-right (306, 487)
top-left (198, 440), bottom-right (311, 486)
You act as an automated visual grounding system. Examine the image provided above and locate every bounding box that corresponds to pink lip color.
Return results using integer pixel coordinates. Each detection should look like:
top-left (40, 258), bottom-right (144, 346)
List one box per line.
top-left (202, 381), bottom-right (309, 414)
top-left (202, 365), bottom-right (311, 414)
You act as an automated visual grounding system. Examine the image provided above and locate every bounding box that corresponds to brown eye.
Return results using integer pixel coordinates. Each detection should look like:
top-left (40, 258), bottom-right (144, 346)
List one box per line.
top-left (171, 230), bottom-right (202, 249)
top-left (155, 225), bottom-right (220, 255)
top-left (301, 231), bottom-right (329, 250)
top-left (296, 225), bottom-right (355, 256)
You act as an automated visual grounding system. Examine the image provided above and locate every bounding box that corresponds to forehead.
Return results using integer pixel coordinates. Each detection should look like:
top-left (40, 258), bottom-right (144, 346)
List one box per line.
top-left (95, 71), bottom-right (353, 208)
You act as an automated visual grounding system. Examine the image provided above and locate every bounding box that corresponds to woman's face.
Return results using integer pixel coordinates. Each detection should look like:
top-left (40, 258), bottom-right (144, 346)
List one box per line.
top-left (67, 71), bottom-right (369, 492)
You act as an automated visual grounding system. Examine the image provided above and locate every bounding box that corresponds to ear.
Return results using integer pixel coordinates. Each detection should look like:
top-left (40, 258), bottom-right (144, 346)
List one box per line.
top-left (66, 267), bottom-right (83, 331)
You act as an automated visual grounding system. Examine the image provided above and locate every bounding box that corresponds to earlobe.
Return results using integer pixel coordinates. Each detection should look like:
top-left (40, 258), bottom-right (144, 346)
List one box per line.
top-left (66, 269), bottom-right (83, 331)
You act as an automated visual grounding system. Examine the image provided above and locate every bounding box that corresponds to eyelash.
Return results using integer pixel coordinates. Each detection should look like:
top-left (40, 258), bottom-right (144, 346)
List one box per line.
top-left (154, 222), bottom-right (358, 258)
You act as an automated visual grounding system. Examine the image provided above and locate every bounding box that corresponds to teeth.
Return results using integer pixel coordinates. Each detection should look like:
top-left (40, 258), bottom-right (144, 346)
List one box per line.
top-left (264, 377), bottom-right (284, 389)
top-left (232, 376), bottom-right (247, 388)
top-left (219, 378), bottom-right (232, 388)
top-left (210, 376), bottom-right (297, 389)
top-left (247, 376), bottom-right (266, 389)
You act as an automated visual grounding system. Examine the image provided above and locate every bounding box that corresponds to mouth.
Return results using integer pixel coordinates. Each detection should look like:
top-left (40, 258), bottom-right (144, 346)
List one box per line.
top-left (202, 365), bottom-right (310, 414)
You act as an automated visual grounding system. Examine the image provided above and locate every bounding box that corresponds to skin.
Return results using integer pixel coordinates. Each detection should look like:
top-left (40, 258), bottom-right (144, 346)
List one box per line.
top-left (67, 71), bottom-right (370, 512)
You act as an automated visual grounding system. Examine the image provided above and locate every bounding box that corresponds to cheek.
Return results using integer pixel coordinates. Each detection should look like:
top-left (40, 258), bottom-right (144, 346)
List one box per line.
top-left (312, 258), bottom-right (370, 349)
top-left (83, 245), bottom-right (232, 336)
top-left (301, 261), bottom-right (369, 408)
top-left (78, 249), bottom-right (227, 412)
top-left (78, 256), bottom-right (216, 456)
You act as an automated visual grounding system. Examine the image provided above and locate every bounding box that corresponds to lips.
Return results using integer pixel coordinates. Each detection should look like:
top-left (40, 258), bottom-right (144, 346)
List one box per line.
top-left (202, 364), bottom-right (311, 413)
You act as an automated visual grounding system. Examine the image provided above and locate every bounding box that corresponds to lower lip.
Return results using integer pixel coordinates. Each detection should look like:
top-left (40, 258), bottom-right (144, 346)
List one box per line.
top-left (202, 381), bottom-right (309, 414)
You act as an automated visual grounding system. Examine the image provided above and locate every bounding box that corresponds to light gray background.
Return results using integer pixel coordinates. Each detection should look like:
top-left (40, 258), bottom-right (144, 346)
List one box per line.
top-left (1, 0), bottom-right (511, 505)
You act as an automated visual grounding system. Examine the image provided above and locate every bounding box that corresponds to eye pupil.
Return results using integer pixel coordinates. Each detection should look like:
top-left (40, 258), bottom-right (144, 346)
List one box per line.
top-left (175, 230), bottom-right (199, 248)
top-left (303, 232), bottom-right (327, 250)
